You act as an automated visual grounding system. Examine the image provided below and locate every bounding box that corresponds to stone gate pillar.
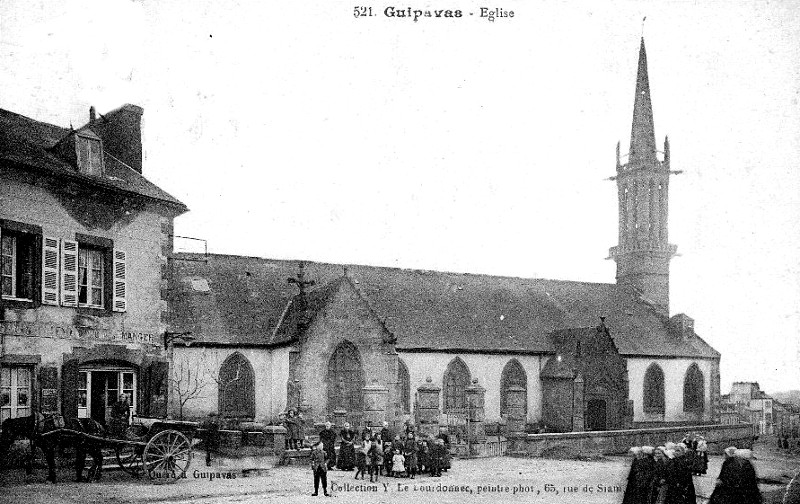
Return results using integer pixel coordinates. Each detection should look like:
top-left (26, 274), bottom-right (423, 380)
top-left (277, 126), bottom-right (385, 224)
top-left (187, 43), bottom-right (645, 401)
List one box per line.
top-left (362, 379), bottom-right (389, 430)
top-left (572, 374), bottom-right (585, 432)
top-left (415, 377), bottom-right (441, 438)
top-left (465, 378), bottom-right (486, 443)
top-left (505, 385), bottom-right (527, 434)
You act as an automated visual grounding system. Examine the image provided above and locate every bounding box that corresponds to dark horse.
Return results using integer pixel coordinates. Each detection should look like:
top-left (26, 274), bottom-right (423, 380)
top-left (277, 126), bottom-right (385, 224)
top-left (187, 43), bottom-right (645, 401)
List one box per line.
top-left (0, 413), bottom-right (105, 483)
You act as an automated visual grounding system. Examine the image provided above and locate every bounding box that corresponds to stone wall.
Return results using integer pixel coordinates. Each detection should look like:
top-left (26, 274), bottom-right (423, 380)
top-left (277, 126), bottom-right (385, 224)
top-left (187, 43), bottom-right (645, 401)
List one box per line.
top-left (507, 423), bottom-right (754, 457)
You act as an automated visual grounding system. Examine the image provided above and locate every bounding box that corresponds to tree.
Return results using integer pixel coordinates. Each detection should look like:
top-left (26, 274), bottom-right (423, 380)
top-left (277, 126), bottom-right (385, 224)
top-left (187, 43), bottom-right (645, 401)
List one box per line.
top-left (169, 355), bottom-right (207, 420)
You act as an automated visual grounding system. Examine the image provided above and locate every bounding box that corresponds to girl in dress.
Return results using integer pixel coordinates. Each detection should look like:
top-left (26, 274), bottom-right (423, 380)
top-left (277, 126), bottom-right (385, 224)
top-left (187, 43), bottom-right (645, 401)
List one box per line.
top-left (392, 448), bottom-right (406, 478)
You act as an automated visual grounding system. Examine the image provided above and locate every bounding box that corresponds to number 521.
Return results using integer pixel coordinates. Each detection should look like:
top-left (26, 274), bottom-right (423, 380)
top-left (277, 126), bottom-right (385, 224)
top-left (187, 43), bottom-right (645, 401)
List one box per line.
top-left (354, 6), bottom-right (373, 18)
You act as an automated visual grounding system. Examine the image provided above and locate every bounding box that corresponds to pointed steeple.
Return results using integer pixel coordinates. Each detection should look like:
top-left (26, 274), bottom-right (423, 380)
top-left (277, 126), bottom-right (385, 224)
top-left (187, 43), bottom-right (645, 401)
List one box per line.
top-left (629, 38), bottom-right (657, 164)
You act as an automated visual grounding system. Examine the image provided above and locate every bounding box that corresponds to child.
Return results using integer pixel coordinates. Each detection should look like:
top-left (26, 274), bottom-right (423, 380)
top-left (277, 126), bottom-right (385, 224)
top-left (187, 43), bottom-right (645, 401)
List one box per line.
top-left (383, 441), bottom-right (393, 476)
top-left (403, 433), bottom-right (418, 479)
top-left (310, 441), bottom-right (329, 497)
top-left (354, 438), bottom-right (369, 479)
top-left (392, 448), bottom-right (406, 478)
top-left (368, 437), bottom-right (383, 482)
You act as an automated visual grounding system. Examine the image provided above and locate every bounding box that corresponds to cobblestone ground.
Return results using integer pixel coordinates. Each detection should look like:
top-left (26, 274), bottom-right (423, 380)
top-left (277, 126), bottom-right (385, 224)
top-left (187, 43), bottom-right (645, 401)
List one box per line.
top-left (0, 440), bottom-right (796, 504)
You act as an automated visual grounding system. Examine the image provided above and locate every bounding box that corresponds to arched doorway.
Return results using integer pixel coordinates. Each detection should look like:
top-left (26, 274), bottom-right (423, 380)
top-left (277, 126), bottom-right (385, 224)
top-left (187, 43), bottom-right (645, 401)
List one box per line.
top-left (326, 341), bottom-right (365, 425)
top-left (218, 352), bottom-right (255, 418)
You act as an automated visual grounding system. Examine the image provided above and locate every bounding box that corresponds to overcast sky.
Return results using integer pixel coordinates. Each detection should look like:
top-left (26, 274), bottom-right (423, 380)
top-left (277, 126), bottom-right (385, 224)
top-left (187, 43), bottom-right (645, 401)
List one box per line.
top-left (2, 0), bottom-right (798, 394)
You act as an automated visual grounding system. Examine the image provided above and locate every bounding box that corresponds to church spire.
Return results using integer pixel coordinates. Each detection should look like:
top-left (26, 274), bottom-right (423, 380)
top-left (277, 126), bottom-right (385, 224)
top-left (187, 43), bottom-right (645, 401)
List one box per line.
top-left (629, 38), bottom-right (657, 165)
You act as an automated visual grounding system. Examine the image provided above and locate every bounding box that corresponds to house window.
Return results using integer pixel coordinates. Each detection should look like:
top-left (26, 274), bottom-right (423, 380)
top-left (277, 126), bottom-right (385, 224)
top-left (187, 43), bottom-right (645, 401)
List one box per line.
top-left (77, 135), bottom-right (103, 176)
top-left (683, 363), bottom-right (705, 412)
top-left (643, 363), bottom-right (665, 413)
top-left (1, 232), bottom-right (35, 301)
top-left (78, 371), bottom-right (88, 418)
top-left (78, 247), bottom-right (104, 308)
top-left (0, 366), bottom-right (32, 423)
top-left (443, 358), bottom-right (470, 414)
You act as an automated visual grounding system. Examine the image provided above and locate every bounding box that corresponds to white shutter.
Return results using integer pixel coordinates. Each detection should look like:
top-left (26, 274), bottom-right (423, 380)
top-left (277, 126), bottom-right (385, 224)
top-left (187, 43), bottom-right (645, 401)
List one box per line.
top-left (61, 240), bottom-right (78, 307)
top-left (41, 236), bottom-right (60, 305)
top-left (112, 249), bottom-right (127, 312)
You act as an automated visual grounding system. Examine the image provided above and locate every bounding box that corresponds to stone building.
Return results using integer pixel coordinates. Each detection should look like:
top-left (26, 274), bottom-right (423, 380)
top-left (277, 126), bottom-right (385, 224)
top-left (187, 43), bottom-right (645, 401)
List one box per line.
top-left (168, 38), bottom-right (721, 434)
top-left (0, 104), bottom-right (187, 425)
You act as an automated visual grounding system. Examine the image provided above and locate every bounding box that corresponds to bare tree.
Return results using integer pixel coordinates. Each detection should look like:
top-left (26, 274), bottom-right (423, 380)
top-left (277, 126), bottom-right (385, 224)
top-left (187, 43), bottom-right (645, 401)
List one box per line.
top-left (170, 355), bottom-right (207, 420)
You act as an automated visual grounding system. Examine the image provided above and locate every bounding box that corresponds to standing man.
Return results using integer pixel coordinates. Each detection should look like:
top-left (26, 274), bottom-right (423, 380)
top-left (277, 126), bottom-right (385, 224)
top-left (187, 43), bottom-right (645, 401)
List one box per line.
top-left (109, 393), bottom-right (131, 438)
top-left (201, 412), bottom-right (220, 466)
top-left (319, 421), bottom-right (337, 469)
top-left (310, 441), bottom-right (330, 497)
top-left (380, 421), bottom-right (393, 444)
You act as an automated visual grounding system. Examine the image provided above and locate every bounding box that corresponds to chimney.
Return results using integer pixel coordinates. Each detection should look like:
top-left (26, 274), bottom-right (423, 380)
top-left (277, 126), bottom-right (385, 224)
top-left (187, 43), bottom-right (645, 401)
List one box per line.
top-left (89, 106), bottom-right (96, 123)
top-left (669, 313), bottom-right (695, 341)
top-left (90, 104), bottom-right (144, 173)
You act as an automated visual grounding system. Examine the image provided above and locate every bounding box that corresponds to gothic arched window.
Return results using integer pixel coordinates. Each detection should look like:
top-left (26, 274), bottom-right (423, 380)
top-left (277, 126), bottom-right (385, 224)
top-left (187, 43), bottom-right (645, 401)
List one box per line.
top-left (643, 363), bottom-right (665, 413)
top-left (326, 341), bottom-right (365, 414)
top-left (398, 359), bottom-right (411, 415)
top-left (500, 359), bottom-right (527, 416)
top-left (218, 352), bottom-right (255, 418)
top-left (683, 363), bottom-right (705, 412)
top-left (443, 358), bottom-right (470, 414)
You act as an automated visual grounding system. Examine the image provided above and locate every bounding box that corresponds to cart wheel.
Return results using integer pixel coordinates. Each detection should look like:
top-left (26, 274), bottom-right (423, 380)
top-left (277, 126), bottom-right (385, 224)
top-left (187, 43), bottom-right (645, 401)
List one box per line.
top-left (143, 429), bottom-right (192, 483)
top-left (115, 444), bottom-right (144, 477)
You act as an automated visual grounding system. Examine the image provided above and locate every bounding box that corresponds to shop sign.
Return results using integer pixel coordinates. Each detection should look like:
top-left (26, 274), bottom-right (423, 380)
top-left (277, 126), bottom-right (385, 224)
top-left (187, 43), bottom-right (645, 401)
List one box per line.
top-left (0, 321), bottom-right (158, 345)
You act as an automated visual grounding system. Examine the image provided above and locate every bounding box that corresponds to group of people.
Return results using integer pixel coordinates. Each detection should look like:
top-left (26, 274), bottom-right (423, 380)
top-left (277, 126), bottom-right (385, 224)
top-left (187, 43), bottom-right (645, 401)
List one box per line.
top-left (281, 409), bottom-right (306, 450)
top-left (310, 420), bottom-right (453, 497)
top-left (622, 439), bottom-right (761, 504)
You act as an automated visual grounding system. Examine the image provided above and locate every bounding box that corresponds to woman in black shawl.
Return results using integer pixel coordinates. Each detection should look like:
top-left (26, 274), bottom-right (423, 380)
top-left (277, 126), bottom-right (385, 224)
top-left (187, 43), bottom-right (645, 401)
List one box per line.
top-left (338, 422), bottom-right (356, 470)
top-left (622, 447), bottom-right (656, 504)
top-left (734, 449), bottom-right (763, 504)
top-left (650, 446), bottom-right (669, 504)
top-left (668, 444), bottom-right (697, 504)
top-left (709, 446), bottom-right (739, 504)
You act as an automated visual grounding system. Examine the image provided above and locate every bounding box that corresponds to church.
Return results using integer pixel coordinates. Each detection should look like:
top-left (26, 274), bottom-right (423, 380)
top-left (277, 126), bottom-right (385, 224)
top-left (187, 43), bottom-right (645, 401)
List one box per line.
top-left (168, 38), bottom-right (721, 434)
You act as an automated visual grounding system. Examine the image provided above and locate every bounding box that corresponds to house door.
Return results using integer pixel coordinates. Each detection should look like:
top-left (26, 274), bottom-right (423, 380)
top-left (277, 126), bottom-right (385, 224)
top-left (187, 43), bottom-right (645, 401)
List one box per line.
top-left (586, 399), bottom-right (607, 431)
top-left (81, 368), bottom-right (137, 423)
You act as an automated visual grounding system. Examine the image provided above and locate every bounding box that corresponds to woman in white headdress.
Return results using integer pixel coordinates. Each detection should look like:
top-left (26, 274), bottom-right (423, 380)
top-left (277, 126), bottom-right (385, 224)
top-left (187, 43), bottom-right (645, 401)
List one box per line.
top-left (709, 446), bottom-right (741, 504)
top-left (623, 447), bottom-right (655, 504)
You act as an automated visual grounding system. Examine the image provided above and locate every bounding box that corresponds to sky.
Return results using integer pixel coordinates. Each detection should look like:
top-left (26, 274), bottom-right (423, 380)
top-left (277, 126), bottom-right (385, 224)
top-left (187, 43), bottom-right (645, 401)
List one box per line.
top-left (1, 0), bottom-right (799, 394)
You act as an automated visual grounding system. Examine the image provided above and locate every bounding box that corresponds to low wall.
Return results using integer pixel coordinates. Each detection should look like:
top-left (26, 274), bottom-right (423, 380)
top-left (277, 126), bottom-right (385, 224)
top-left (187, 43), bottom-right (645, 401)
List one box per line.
top-left (507, 424), bottom-right (754, 458)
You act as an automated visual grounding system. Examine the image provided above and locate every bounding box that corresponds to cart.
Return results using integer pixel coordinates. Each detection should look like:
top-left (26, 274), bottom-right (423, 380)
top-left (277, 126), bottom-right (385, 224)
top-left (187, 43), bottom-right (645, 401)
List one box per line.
top-left (112, 417), bottom-right (198, 483)
top-left (46, 417), bottom-right (198, 483)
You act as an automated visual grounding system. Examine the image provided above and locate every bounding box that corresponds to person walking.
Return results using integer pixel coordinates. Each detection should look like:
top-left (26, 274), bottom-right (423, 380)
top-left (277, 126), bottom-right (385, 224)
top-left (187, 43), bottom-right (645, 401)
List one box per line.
top-left (310, 441), bottom-right (330, 497)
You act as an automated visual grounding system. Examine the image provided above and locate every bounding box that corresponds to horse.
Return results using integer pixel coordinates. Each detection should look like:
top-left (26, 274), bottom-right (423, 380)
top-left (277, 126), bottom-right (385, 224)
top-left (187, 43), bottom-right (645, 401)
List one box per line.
top-left (0, 413), bottom-right (106, 483)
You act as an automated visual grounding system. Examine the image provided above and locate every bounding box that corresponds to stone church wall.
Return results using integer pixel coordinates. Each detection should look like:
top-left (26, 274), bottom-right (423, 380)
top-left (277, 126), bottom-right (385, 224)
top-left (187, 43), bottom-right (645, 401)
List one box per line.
top-left (398, 352), bottom-right (545, 423)
top-left (627, 357), bottom-right (715, 423)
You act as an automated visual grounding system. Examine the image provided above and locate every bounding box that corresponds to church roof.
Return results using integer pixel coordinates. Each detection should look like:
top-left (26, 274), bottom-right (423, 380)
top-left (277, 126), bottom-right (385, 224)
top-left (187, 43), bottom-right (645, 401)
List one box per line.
top-left (170, 253), bottom-right (720, 359)
top-left (0, 107), bottom-right (186, 210)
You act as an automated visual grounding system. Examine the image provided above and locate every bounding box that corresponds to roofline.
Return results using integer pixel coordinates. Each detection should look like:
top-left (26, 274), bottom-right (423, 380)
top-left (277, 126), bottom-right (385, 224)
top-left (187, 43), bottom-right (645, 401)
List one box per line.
top-left (172, 252), bottom-right (618, 286)
top-left (2, 158), bottom-right (188, 214)
top-left (621, 353), bottom-right (720, 360)
top-left (397, 347), bottom-right (554, 356)
top-left (174, 340), bottom-right (293, 350)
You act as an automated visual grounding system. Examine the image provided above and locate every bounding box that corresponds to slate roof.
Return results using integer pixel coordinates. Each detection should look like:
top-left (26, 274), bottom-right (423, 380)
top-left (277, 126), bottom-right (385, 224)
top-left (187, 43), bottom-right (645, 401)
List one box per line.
top-left (171, 253), bottom-right (720, 359)
top-left (0, 107), bottom-right (186, 209)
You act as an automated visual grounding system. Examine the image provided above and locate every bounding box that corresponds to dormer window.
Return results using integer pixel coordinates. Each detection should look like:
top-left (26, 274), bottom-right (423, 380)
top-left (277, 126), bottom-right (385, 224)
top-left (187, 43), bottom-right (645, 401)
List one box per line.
top-left (76, 134), bottom-right (103, 176)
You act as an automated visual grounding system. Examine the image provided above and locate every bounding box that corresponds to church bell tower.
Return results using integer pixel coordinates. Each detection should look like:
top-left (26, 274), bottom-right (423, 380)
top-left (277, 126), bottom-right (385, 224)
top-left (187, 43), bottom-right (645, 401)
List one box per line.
top-left (609, 38), bottom-right (678, 316)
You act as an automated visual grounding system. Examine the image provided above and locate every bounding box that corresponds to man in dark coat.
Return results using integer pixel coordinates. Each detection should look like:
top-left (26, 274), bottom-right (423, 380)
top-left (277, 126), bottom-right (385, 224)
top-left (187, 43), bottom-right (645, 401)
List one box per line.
top-left (319, 422), bottom-right (337, 469)
top-left (380, 421), bottom-right (393, 444)
top-left (310, 441), bottom-right (330, 497)
top-left (201, 412), bottom-right (220, 466)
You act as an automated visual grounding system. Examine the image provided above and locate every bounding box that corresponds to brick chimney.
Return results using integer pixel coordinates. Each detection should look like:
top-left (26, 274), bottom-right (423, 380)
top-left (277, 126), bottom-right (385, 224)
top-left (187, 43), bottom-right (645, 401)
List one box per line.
top-left (90, 104), bottom-right (144, 173)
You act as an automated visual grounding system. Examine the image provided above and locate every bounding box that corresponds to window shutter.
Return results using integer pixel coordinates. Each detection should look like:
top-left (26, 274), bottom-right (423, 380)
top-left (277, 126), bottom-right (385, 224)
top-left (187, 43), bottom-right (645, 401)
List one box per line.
top-left (42, 236), bottom-right (60, 305)
top-left (61, 358), bottom-right (79, 417)
top-left (60, 240), bottom-right (78, 307)
top-left (112, 249), bottom-right (127, 312)
top-left (146, 361), bottom-right (169, 418)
